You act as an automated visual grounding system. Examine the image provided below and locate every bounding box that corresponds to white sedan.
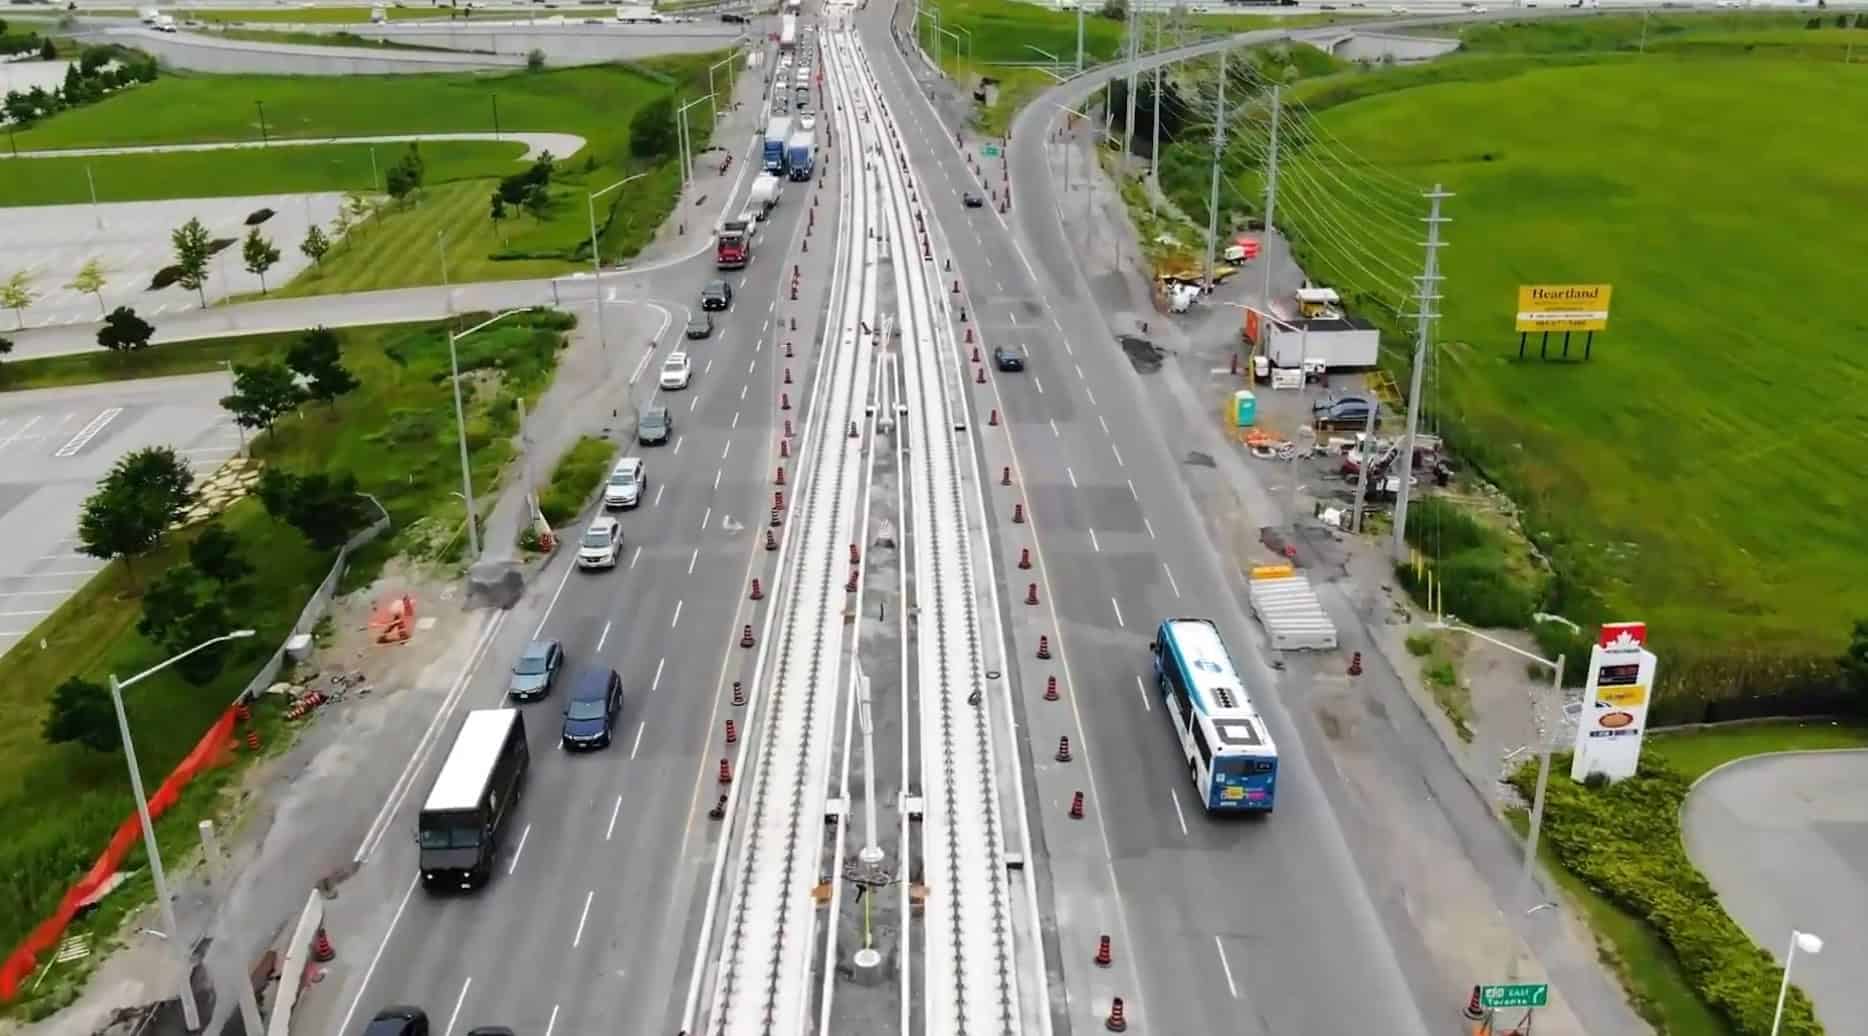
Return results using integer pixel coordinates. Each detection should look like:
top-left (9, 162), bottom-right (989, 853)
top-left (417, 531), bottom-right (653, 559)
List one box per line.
top-left (659, 352), bottom-right (693, 390)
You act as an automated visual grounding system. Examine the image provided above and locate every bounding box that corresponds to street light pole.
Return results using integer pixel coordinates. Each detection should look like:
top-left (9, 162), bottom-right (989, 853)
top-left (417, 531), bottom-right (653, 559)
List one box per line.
top-left (447, 308), bottom-right (530, 561)
top-left (1771, 930), bottom-right (1823, 1036)
top-left (254, 100), bottom-right (268, 147)
top-left (110, 630), bottom-right (257, 1033)
top-left (677, 96), bottom-right (710, 187)
top-left (858, 670), bottom-right (882, 865)
top-left (436, 229), bottom-right (451, 314)
top-left (1433, 619), bottom-right (1563, 985)
top-left (585, 171), bottom-right (651, 352)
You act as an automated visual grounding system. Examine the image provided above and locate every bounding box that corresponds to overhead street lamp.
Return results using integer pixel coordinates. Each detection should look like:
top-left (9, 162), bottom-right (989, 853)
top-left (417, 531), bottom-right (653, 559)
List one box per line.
top-left (110, 629), bottom-right (258, 1033)
top-left (706, 49), bottom-right (740, 126)
top-left (585, 171), bottom-right (652, 352)
top-left (1431, 618), bottom-right (1564, 987)
top-left (447, 307), bottom-right (532, 560)
top-left (676, 96), bottom-right (711, 188)
top-left (1771, 930), bottom-right (1823, 1036)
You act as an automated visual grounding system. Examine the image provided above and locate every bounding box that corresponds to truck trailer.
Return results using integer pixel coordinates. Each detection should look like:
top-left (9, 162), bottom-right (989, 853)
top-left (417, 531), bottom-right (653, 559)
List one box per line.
top-left (749, 173), bottom-right (783, 218)
top-left (779, 13), bottom-right (797, 49)
top-left (785, 130), bottom-right (816, 182)
top-left (763, 116), bottom-right (793, 173)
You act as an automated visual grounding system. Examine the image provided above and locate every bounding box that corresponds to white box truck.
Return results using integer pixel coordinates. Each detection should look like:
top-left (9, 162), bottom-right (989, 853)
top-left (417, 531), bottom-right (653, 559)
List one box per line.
top-left (616, 4), bottom-right (666, 23)
top-left (749, 173), bottom-right (782, 219)
top-left (779, 14), bottom-right (797, 49)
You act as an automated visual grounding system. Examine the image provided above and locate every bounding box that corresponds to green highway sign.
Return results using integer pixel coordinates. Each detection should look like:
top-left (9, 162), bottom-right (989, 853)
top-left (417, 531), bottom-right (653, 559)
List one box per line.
top-left (982, 144), bottom-right (1002, 158)
top-left (1480, 984), bottom-right (1549, 1010)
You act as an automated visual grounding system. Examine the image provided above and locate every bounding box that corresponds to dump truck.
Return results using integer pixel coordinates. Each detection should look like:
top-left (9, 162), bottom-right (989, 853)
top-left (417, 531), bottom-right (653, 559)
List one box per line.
top-left (716, 218), bottom-right (752, 270)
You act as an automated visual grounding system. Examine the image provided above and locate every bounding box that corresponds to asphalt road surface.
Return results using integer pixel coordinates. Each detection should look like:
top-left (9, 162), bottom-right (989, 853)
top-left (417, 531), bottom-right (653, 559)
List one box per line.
top-left (855, 7), bottom-right (1433, 1034)
top-left (310, 62), bottom-right (848, 1036)
top-left (0, 374), bottom-right (242, 655)
top-left (1682, 751), bottom-right (1867, 1032)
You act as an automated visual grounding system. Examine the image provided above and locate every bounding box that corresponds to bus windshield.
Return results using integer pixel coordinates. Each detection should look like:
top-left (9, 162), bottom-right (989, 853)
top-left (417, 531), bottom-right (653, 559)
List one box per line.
top-left (418, 818), bottom-right (480, 850)
top-left (1212, 755), bottom-right (1275, 780)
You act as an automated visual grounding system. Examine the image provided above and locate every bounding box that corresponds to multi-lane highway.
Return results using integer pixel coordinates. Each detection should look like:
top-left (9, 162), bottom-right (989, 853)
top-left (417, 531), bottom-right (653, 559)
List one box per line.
top-left (313, 67), bottom-right (850, 1035)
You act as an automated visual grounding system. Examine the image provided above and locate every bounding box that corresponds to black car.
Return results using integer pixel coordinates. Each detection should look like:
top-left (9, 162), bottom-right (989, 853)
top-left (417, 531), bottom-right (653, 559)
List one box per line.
top-left (686, 311), bottom-right (714, 339)
top-left (720, 11), bottom-right (747, 21)
top-left (700, 279), bottom-right (733, 311)
top-left (561, 669), bottom-right (624, 750)
top-left (1312, 395), bottom-right (1381, 430)
top-left (962, 191), bottom-right (984, 208)
top-left (507, 639), bottom-right (563, 701)
top-left (466, 1029), bottom-right (516, 1036)
top-left (638, 404), bottom-right (672, 446)
top-left (363, 1007), bottom-right (429, 1036)
top-left (991, 346), bottom-right (1024, 372)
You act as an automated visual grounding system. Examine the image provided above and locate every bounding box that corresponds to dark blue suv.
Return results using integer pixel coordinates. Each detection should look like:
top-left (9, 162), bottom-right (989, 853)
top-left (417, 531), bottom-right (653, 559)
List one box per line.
top-left (561, 669), bottom-right (623, 750)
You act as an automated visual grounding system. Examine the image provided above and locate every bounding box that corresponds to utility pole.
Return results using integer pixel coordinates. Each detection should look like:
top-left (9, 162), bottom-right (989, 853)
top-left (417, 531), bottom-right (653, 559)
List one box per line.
top-left (1149, 12), bottom-right (1163, 213)
top-left (858, 670), bottom-right (883, 865)
top-left (1389, 184), bottom-right (1453, 560)
top-left (1122, 3), bottom-right (1139, 163)
top-left (1259, 84), bottom-right (1282, 310)
top-left (1076, 1), bottom-right (1084, 73)
top-left (1201, 48), bottom-right (1227, 293)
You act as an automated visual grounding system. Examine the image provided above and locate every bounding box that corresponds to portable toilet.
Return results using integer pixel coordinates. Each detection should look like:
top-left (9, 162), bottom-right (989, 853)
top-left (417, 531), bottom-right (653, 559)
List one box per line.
top-left (1233, 389), bottom-right (1257, 427)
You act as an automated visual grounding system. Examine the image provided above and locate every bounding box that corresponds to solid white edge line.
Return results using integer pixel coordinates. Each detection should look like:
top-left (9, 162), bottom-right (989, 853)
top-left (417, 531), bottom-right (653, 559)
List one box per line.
top-left (333, 875), bottom-right (420, 1035)
top-left (507, 823), bottom-right (531, 875)
top-left (443, 976), bottom-right (471, 1036)
top-left (1133, 674), bottom-right (1152, 713)
top-left (607, 794), bottom-right (624, 840)
top-left (1215, 936), bottom-right (1240, 999)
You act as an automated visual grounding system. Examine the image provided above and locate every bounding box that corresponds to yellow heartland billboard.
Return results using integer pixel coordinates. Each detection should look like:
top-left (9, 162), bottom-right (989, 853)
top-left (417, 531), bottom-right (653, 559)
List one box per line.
top-left (1515, 283), bottom-right (1613, 333)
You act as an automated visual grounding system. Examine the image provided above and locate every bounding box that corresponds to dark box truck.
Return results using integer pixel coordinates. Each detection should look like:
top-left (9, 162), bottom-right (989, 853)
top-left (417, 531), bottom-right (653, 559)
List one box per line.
top-left (418, 708), bottom-right (528, 891)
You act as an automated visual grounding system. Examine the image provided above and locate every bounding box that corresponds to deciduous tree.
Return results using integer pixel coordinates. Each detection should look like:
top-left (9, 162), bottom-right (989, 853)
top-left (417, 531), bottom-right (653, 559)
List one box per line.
top-left (76, 445), bottom-right (196, 586)
top-left (43, 677), bottom-right (119, 753)
top-left (256, 468), bottom-right (374, 550)
top-left (285, 326), bottom-right (360, 407)
top-left (66, 257), bottom-right (108, 316)
top-left (220, 361), bottom-right (305, 433)
top-left (242, 227), bottom-right (280, 293)
top-left (1, 270), bottom-right (37, 330)
top-left (96, 305), bottom-right (154, 352)
top-left (170, 216), bottom-right (213, 307)
top-left (300, 224), bottom-right (331, 266)
top-left (189, 522), bottom-right (252, 587)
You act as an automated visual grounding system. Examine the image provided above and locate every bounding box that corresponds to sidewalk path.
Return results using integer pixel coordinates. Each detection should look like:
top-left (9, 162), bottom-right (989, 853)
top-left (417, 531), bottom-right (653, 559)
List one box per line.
top-left (0, 131), bottom-right (585, 163)
top-left (1682, 750), bottom-right (1868, 1034)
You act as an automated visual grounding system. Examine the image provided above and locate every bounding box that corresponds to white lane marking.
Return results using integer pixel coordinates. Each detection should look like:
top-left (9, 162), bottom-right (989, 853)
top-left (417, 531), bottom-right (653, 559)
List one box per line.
top-left (1009, 312), bottom-right (1018, 325)
top-left (1098, 415), bottom-right (1111, 436)
top-left (749, 357), bottom-right (758, 374)
top-left (1063, 338), bottom-right (1074, 356)
top-left (335, 876), bottom-right (420, 1034)
top-left (652, 657), bottom-right (666, 691)
top-left (1134, 675), bottom-right (1152, 713)
top-left (1111, 444), bottom-right (1124, 467)
top-left (670, 600), bottom-right (684, 628)
top-left (606, 795), bottom-right (623, 840)
top-left (1066, 467), bottom-right (1077, 489)
top-left (705, 358), bottom-right (714, 374)
top-left (1049, 419), bottom-right (1059, 438)
top-left (597, 621), bottom-right (611, 652)
top-left (572, 890), bottom-right (595, 948)
top-left (1033, 375), bottom-right (1045, 394)
top-left (507, 824), bottom-right (531, 875)
top-left (688, 548), bottom-right (700, 575)
top-left (1215, 936), bottom-right (1240, 998)
top-left (741, 384), bottom-right (749, 401)
top-left (1074, 363), bottom-right (1085, 380)
top-left (1111, 597), bottom-right (1125, 629)
top-left (1085, 386), bottom-right (1097, 405)
top-left (1088, 528), bottom-right (1100, 553)
top-left (444, 977), bottom-right (471, 1036)
top-left (1163, 563), bottom-right (1181, 598)
top-left (673, 435), bottom-right (684, 454)
top-left (1127, 479), bottom-right (1139, 502)
top-left (1144, 518), bottom-right (1156, 540)
top-left (0, 609), bottom-right (53, 618)
top-left (723, 440), bottom-right (733, 460)
top-left (732, 411), bottom-right (741, 429)
top-left (545, 1005), bottom-right (561, 1036)
top-left (630, 545), bottom-right (643, 569)
top-left (631, 720), bottom-right (646, 759)
top-left (691, 397), bottom-right (700, 412)
top-left (54, 408), bottom-right (122, 458)
top-left (1169, 787), bottom-right (1189, 837)
top-left (628, 349), bottom-right (655, 385)
top-left (714, 469), bottom-right (723, 491)
top-left (702, 507), bottom-right (712, 530)
top-left (655, 485), bottom-right (667, 507)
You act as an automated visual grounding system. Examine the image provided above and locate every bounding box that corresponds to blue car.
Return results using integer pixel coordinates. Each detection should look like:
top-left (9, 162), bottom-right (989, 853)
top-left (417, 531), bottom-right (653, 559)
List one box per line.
top-left (561, 669), bottom-right (623, 750)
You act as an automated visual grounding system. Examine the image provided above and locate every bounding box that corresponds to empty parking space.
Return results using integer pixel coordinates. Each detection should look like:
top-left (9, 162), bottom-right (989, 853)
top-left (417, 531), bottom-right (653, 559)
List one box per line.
top-left (0, 374), bottom-right (241, 652)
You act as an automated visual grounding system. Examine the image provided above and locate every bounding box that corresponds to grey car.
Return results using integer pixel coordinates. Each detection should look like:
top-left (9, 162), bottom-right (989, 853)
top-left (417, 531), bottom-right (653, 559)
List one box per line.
top-left (638, 404), bottom-right (672, 445)
top-left (507, 639), bottom-right (563, 701)
top-left (686, 311), bottom-right (714, 339)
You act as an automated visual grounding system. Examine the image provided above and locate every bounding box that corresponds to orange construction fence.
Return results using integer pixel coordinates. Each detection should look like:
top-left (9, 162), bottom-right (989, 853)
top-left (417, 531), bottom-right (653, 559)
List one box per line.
top-left (0, 704), bottom-right (242, 1000)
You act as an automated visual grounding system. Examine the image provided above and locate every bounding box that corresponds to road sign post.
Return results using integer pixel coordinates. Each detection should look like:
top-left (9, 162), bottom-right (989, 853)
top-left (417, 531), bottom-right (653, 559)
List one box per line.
top-left (1480, 983), bottom-right (1549, 1010)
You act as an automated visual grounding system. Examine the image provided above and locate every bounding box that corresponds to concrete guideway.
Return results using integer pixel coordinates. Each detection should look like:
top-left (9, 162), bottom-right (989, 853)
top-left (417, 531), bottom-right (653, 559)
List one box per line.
top-left (0, 131), bottom-right (585, 163)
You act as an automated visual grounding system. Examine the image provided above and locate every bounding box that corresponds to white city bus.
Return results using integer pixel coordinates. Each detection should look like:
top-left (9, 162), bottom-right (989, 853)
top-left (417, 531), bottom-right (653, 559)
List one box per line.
top-left (1151, 618), bottom-right (1279, 812)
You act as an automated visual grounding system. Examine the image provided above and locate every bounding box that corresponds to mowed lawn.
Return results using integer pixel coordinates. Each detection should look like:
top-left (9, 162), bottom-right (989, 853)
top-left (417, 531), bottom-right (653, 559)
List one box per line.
top-left (1315, 57), bottom-right (1868, 652)
top-left (0, 140), bottom-right (525, 206)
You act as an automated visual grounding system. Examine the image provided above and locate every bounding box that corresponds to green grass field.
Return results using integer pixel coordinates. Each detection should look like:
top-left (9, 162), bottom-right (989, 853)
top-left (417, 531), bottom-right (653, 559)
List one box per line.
top-left (3, 57), bottom-right (718, 289)
top-left (0, 314), bottom-right (572, 1014)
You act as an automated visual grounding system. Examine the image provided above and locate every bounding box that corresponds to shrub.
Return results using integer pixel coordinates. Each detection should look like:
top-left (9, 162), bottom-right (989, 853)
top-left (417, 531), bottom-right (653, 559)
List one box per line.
top-left (1509, 757), bottom-right (1823, 1036)
top-left (536, 436), bottom-right (614, 527)
top-left (1394, 497), bottom-right (1543, 629)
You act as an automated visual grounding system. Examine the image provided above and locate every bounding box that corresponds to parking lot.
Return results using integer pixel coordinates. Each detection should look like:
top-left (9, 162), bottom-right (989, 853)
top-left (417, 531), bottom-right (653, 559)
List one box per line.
top-left (0, 374), bottom-right (242, 654)
top-left (4, 192), bottom-right (347, 331)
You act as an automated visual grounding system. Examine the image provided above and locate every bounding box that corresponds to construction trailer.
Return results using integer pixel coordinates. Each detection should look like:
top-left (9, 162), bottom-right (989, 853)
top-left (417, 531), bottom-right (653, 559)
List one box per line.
top-left (1243, 286), bottom-right (1382, 370)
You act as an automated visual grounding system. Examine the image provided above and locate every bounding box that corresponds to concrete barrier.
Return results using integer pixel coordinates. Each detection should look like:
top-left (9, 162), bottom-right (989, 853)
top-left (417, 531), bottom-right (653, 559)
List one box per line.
top-left (265, 889), bottom-right (324, 1036)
